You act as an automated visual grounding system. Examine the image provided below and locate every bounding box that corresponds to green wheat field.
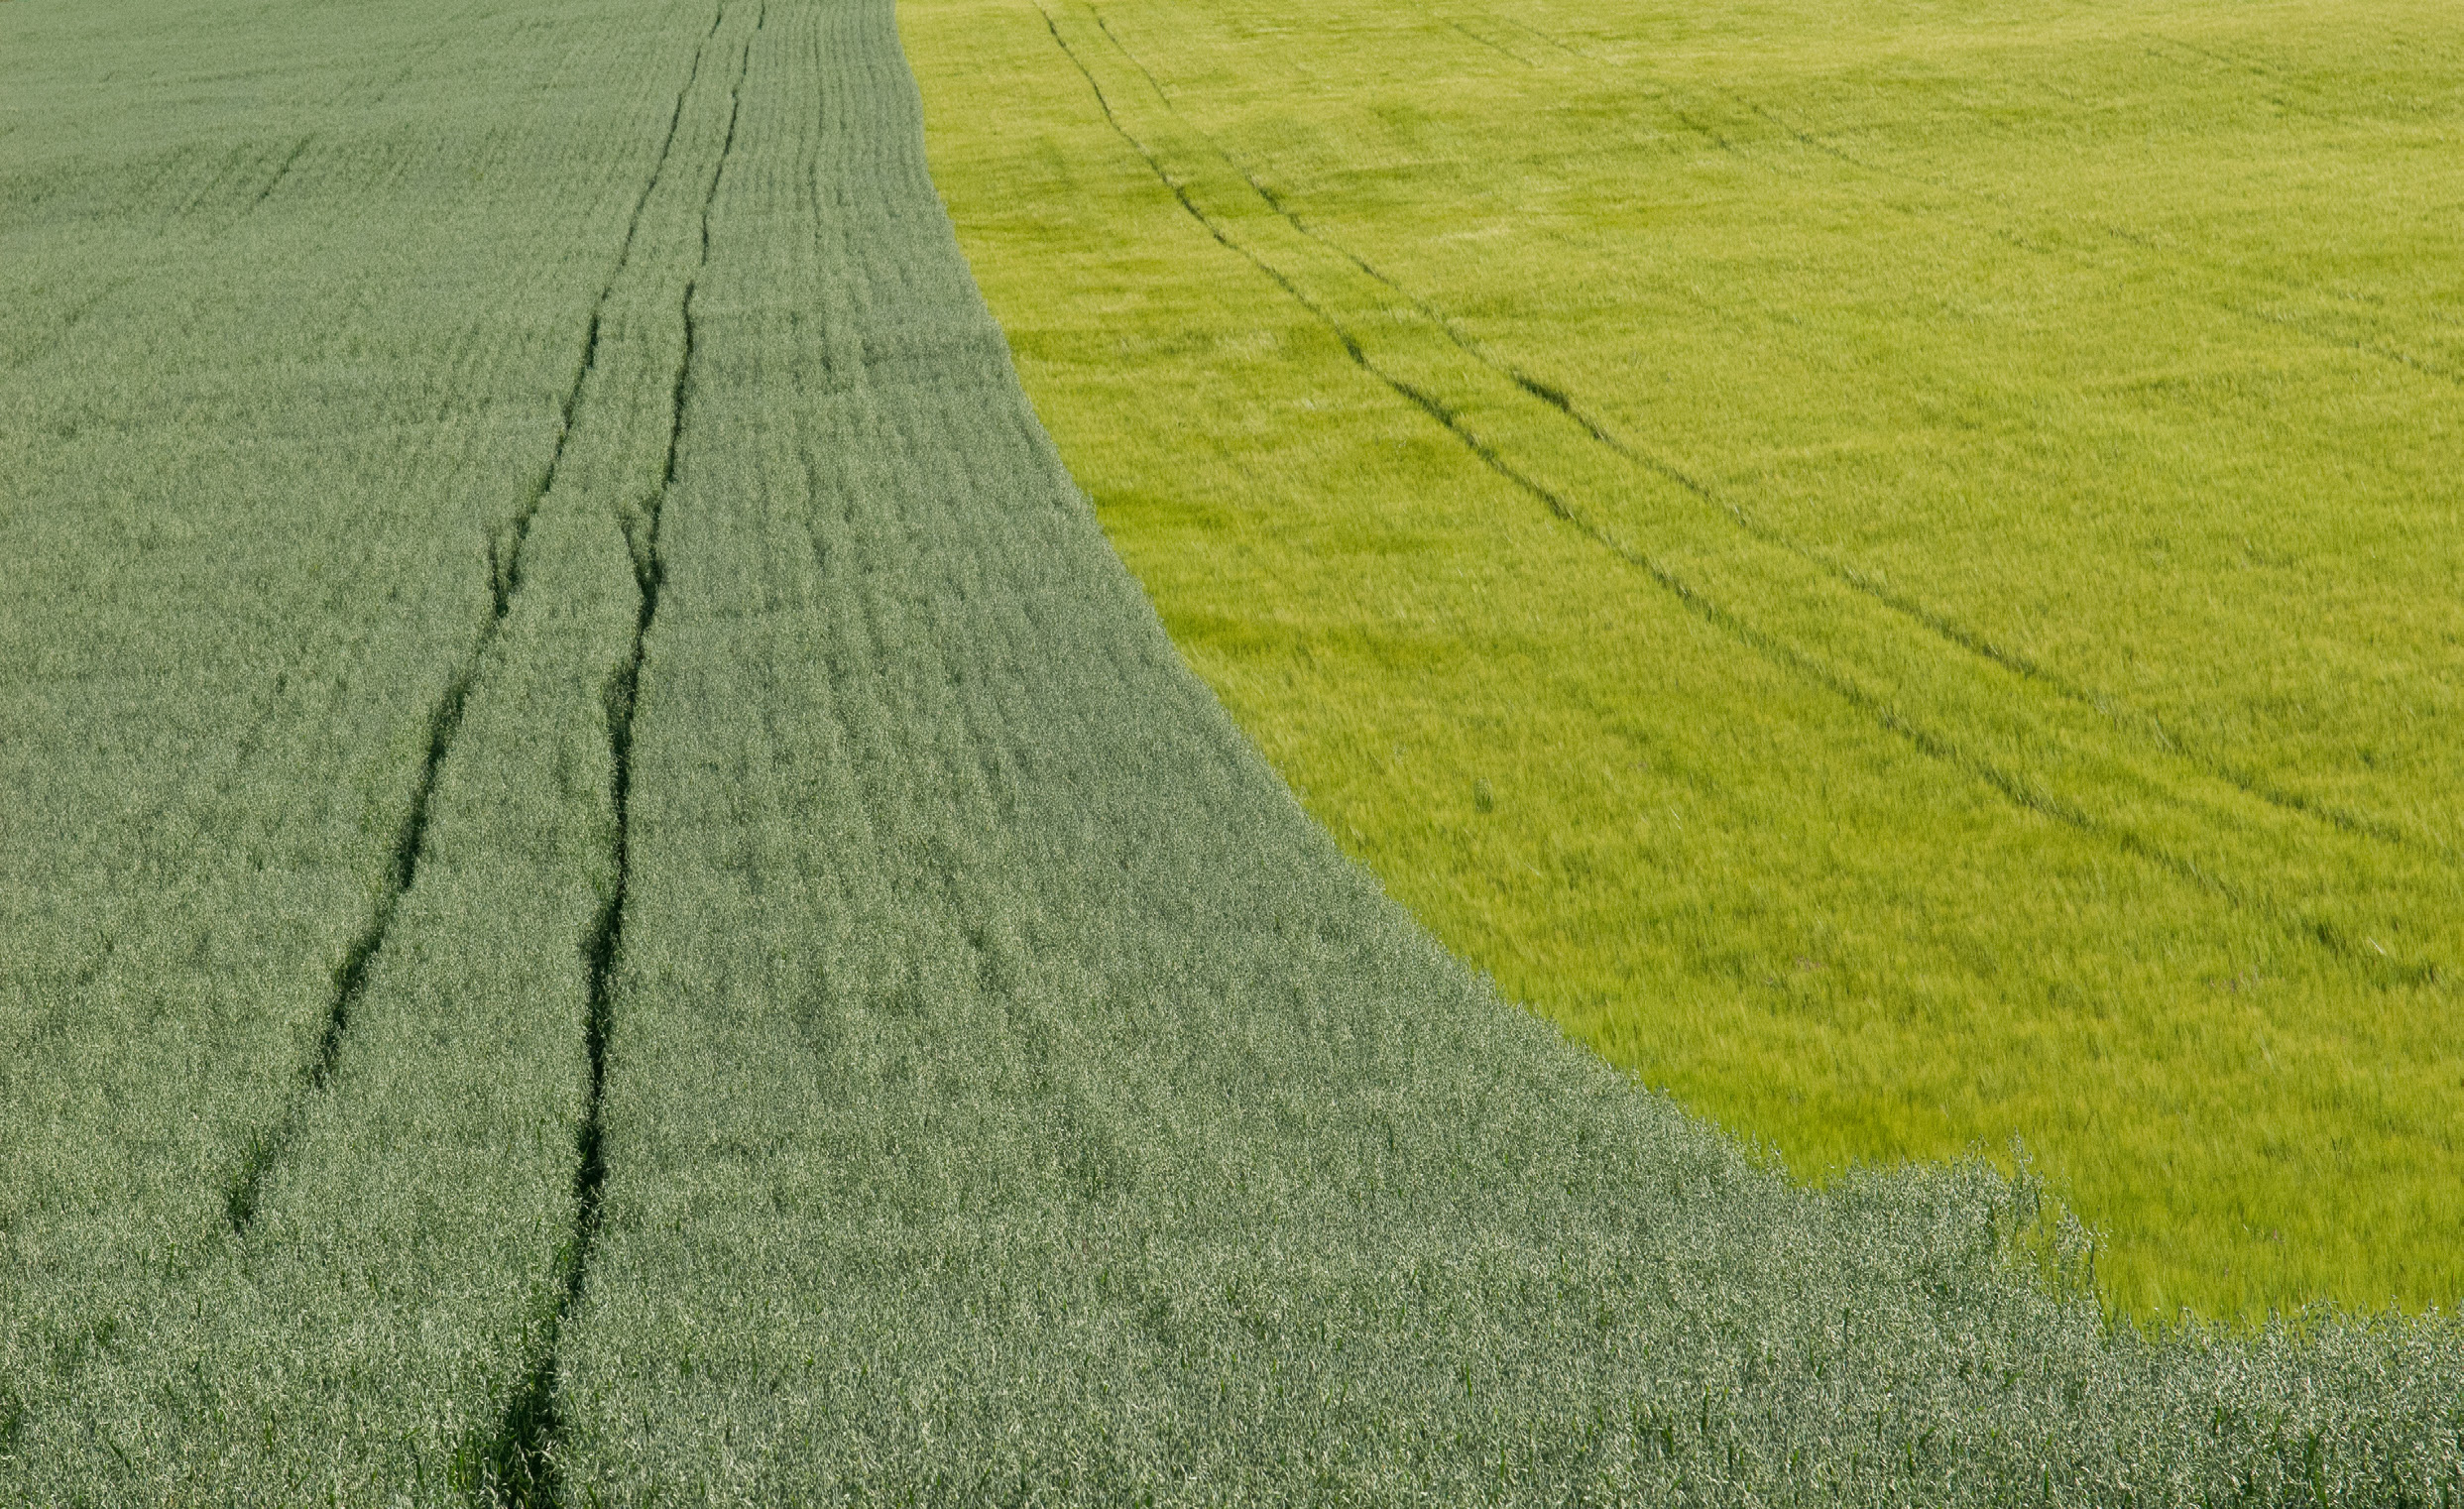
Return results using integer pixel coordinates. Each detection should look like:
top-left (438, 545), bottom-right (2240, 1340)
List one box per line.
top-left (2, 0), bottom-right (2459, 1502)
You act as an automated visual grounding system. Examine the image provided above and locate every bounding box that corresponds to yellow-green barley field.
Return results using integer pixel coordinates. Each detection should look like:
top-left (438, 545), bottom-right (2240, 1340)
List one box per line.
top-left (906, 0), bottom-right (2464, 1321)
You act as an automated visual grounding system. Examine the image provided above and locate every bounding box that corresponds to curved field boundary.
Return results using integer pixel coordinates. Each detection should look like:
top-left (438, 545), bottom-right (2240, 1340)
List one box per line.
top-left (1028, 0), bottom-right (2458, 985)
top-left (1, 0), bottom-right (2459, 1501)
top-left (547, 0), bottom-right (2462, 1501)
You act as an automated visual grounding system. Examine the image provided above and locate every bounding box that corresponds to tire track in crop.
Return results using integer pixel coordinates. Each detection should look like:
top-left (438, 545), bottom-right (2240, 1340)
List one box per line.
top-left (527, 1), bottom-right (2464, 1485)
top-left (1080, 32), bottom-right (2085, 709)
top-left (1333, 33), bottom-right (2454, 844)
top-left (1060, 6), bottom-right (2416, 850)
top-left (1435, 3), bottom-right (1602, 65)
top-left (245, 134), bottom-right (315, 210)
top-left (1032, 0), bottom-right (2455, 980)
top-left (1436, 16), bottom-right (1543, 68)
top-left (1502, 76), bottom-right (2456, 841)
top-left (1064, 2), bottom-right (2462, 863)
top-left (474, 7), bottom-right (757, 1499)
top-left (1083, 18), bottom-right (2301, 888)
top-left (1035, 17), bottom-right (2135, 825)
top-left (1242, 203), bottom-right (2414, 852)
top-left (220, 9), bottom-right (730, 1239)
